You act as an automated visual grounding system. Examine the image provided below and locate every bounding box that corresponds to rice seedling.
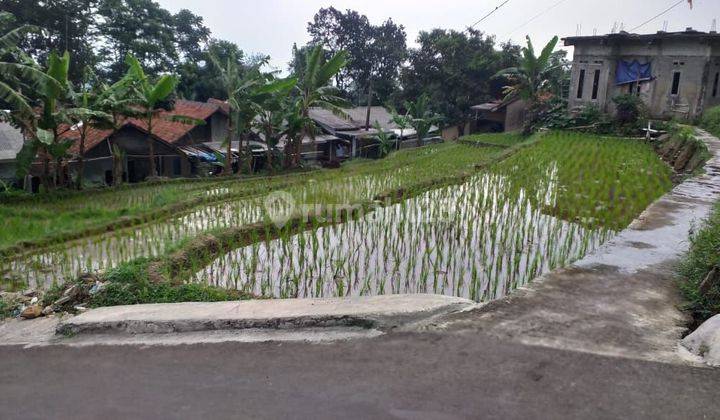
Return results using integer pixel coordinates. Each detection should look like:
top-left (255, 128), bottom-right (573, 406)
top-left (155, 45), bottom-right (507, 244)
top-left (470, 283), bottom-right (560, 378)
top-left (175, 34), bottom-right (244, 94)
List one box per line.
top-left (2, 141), bottom-right (507, 288)
top-left (191, 131), bottom-right (673, 302)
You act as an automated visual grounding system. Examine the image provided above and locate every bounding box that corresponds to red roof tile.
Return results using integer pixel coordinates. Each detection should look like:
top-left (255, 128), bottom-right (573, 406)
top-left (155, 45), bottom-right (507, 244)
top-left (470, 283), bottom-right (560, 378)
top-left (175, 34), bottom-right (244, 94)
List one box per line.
top-left (62, 100), bottom-right (223, 155)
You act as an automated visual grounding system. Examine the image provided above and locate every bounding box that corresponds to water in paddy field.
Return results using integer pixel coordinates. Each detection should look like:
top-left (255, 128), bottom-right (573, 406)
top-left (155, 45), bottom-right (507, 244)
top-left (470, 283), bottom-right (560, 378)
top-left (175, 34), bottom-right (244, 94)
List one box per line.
top-left (0, 169), bottom-right (422, 289)
top-left (194, 171), bottom-right (613, 302)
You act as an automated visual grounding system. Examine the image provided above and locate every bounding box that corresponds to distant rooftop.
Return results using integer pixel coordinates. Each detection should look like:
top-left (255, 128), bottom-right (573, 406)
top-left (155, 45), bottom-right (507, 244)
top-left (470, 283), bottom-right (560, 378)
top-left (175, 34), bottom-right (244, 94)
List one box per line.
top-left (563, 27), bottom-right (720, 46)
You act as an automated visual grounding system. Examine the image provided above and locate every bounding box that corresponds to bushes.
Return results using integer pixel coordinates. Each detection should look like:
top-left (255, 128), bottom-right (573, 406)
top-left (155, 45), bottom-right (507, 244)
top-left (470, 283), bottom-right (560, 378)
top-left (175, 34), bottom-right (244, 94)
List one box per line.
top-left (701, 106), bottom-right (720, 137)
top-left (612, 94), bottom-right (647, 126)
top-left (679, 203), bottom-right (720, 325)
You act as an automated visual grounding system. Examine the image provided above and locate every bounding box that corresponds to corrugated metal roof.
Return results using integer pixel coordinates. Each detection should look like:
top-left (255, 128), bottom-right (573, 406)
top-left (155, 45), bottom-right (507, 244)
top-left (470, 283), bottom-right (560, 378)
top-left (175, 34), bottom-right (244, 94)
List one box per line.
top-left (308, 108), bottom-right (359, 131)
top-left (0, 123), bottom-right (24, 161)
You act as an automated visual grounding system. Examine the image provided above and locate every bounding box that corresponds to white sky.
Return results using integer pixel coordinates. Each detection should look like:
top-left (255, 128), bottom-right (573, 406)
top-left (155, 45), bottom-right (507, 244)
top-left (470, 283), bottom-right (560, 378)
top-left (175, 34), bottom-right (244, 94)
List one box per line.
top-left (156, 0), bottom-right (720, 72)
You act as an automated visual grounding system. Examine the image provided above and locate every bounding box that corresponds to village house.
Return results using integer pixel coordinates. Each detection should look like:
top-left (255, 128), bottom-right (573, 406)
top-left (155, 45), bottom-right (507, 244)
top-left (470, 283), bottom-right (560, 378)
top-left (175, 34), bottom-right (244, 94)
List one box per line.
top-left (564, 28), bottom-right (720, 120)
top-left (471, 97), bottom-right (527, 133)
top-left (57, 99), bottom-right (231, 185)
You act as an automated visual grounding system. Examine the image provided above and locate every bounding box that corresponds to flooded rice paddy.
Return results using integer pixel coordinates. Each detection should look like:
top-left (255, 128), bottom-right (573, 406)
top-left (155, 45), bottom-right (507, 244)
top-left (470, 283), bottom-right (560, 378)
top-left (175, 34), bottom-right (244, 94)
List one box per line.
top-left (194, 170), bottom-right (612, 300)
top-left (2, 133), bottom-right (674, 303)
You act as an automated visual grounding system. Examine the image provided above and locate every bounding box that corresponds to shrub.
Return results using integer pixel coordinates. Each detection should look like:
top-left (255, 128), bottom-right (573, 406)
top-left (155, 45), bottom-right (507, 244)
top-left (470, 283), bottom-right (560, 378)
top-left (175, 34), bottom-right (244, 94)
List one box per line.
top-left (679, 203), bottom-right (720, 325)
top-left (701, 106), bottom-right (720, 137)
top-left (612, 94), bottom-right (647, 128)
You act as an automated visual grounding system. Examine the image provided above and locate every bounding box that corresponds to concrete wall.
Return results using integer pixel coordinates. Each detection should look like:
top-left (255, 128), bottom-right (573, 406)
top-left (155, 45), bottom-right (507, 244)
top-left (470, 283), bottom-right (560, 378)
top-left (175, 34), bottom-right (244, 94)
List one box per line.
top-left (505, 100), bottom-right (527, 132)
top-left (568, 37), bottom-right (720, 119)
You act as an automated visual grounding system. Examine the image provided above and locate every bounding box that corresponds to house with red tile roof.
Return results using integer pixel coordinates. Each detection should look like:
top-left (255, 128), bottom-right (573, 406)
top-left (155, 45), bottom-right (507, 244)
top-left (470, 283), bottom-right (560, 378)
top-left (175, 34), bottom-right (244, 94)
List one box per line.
top-left (57, 99), bottom-right (231, 185)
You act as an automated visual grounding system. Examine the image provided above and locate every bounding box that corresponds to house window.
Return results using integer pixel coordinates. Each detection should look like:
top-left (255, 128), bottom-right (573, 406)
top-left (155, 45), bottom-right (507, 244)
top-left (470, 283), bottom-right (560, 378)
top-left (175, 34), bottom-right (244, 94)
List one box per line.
top-left (591, 70), bottom-right (601, 100)
top-left (713, 72), bottom-right (719, 97)
top-left (577, 69), bottom-right (586, 99)
top-left (671, 71), bottom-right (681, 95)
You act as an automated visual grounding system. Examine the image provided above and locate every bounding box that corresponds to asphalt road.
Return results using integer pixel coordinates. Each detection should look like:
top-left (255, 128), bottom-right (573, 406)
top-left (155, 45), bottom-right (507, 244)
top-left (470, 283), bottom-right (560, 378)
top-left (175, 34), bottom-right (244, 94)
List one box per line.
top-left (1, 330), bottom-right (718, 420)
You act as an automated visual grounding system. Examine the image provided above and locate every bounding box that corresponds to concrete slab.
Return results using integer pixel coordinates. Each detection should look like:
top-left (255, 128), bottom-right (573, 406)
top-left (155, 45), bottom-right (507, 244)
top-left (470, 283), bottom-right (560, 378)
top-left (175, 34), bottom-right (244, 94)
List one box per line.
top-left (438, 129), bottom-right (720, 364)
top-left (57, 294), bottom-right (476, 336)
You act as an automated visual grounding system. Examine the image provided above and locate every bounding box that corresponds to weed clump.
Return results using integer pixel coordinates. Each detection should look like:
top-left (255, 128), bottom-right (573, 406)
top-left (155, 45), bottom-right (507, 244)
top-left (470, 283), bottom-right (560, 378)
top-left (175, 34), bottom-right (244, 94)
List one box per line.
top-left (679, 203), bottom-right (720, 326)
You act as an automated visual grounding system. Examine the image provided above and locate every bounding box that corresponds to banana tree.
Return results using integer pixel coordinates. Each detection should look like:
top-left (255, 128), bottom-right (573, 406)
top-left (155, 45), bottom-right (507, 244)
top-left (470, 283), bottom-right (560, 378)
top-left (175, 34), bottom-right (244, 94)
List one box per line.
top-left (254, 78), bottom-right (298, 173)
top-left (228, 67), bottom-right (296, 174)
top-left (495, 36), bottom-right (560, 102)
top-left (0, 12), bottom-right (62, 119)
top-left (207, 49), bottom-right (243, 175)
top-left (290, 45), bottom-right (349, 168)
top-left (124, 54), bottom-right (179, 179)
top-left (389, 107), bottom-right (411, 150)
top-left (405, 94), bottom-right (441, 147)
top-left (66, 70), bottom-right (113, 189)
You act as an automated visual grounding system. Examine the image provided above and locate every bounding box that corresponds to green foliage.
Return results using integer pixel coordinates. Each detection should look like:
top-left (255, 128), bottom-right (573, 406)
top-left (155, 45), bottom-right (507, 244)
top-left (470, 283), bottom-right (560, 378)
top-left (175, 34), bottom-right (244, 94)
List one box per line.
top-left (306, 7), bottom-right (407, 104)
top-left (701, 106), bottom-right (720, 138)
top-left (496, 35), bottom-right (560, 101)
top-left (405, 94), bottom-right (442, 146)
top-left (612, 94), bottom-right (647, 130)
top-left (373, 122), bottom-right (394, 157)
top-left (460, 133), bottom-right (528, 147)
top-left (400, 29), bottom-right (521, 125)
top-left (494, 131), bottom-right (673, 230)
top-left (525, 98), bottom-right (613, 134)
top-left (679, 203), bottom-right (720, 323)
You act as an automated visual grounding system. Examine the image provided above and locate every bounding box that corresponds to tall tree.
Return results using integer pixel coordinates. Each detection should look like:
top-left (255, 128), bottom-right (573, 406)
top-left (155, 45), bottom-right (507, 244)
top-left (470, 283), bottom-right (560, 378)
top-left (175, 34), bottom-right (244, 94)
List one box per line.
top-left (206, 48), bottom-right (244, 175)
top-left (0, 12), bottom-right (63, 119)
top-left (307, 7), bottom-right (406, 105)
top-left (401, 29), bottom-right (521, 126)
top-left (66, 68), bottom-right (113, 189)
top-left (0, 0), bottom-right (99, 83)
top-left (178, 40), bottom-right (246, 102)
top-left (288, 45), bottom-right (348, 168)
top-left (124, 54), bottom-right (179, 178)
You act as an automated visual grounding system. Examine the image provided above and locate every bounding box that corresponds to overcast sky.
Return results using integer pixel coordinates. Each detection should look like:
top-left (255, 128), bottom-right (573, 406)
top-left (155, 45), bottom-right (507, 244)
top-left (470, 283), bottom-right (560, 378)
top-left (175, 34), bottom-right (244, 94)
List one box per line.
top-left (156, 0), bottom-right (720, 72)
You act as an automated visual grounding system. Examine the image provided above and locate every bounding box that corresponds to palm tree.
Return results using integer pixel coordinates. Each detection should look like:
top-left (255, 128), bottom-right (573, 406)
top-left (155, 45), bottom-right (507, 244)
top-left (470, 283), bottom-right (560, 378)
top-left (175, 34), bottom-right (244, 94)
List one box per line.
top-left (405, 94), bottom-right (440, 147)
top-left (495, 36), bottom-right (560, 102)
top-left (124, 54), bottom-right (179, 179)
top-left (290, 45), bottom-right (349, 168)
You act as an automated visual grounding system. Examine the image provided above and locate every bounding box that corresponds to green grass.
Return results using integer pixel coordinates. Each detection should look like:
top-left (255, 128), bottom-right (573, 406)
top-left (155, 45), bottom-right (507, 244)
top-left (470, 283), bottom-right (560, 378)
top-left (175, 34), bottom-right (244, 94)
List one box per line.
top-left (492, 131), bottom-right (673, 231)
top-left (701, 106), bottom-right (720, 138)
top-left (0, 142), bottom-right (504, 254)
top-left (679, 202), bottom-right (720, 325)
top-left (459, 132), bottom-right (528, 147)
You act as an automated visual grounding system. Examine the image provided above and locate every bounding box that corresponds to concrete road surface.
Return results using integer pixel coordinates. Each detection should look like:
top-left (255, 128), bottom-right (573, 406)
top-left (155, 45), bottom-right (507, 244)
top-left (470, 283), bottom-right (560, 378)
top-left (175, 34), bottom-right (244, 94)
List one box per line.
top-left (1, 330), bottom-right (718, 420)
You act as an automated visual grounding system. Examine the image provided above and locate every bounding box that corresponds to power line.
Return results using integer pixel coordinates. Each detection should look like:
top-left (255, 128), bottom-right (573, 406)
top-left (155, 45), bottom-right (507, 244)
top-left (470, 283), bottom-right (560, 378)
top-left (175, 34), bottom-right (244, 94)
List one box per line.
top-left (630, 0), bottom-right (685, 32)
top-left (468, 0), bottom-right (512, 30)
top-left (507, 0), bottom-right (569, 37)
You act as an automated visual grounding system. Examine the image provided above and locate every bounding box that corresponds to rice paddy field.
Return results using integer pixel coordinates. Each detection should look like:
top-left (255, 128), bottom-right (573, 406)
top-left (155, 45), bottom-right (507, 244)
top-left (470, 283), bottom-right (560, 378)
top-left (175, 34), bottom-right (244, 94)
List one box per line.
top-left (1, 131), bottom-right (675, 303)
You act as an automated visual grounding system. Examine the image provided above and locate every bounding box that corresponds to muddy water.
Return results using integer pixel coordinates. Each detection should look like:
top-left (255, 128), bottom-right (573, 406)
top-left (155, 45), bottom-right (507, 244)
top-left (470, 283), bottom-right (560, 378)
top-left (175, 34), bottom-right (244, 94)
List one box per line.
top-left (194, 173), bottom-right (613, 301)
top-left (1, 169), bottom-right (423, 288)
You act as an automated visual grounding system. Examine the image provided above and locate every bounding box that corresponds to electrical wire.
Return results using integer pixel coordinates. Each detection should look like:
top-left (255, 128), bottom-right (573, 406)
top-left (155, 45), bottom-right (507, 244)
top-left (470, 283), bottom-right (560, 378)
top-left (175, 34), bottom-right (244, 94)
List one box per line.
top-left (630, 0), bottom-right (685, 32)
top-left (468, 0), bottom-right (513, 30)
top-left (507, 0), bottom-right (569, 37)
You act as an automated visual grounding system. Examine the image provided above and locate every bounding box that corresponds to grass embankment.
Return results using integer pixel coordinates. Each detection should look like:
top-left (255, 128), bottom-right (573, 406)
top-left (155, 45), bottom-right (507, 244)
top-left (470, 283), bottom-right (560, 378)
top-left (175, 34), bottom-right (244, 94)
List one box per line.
top-left (679, 202), bottom-right (720, 327)
top-left (0, 141), bottom-right (505, 256)
top-left (459, 132), bottom-right (527, 148)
